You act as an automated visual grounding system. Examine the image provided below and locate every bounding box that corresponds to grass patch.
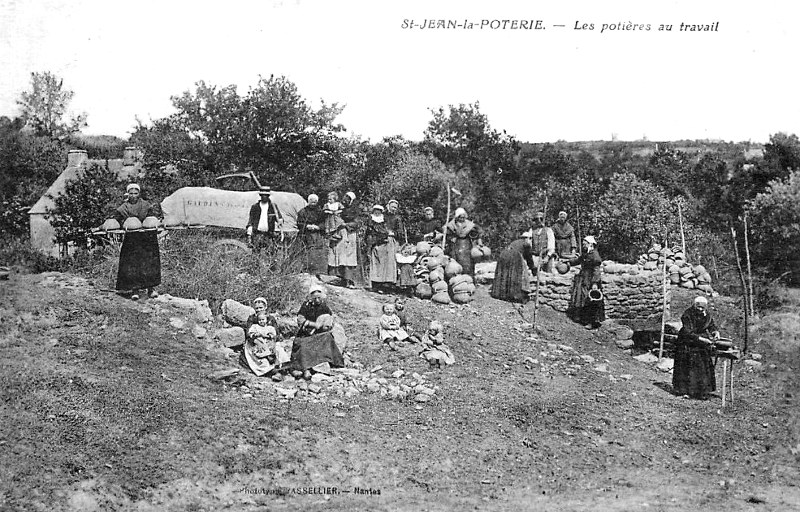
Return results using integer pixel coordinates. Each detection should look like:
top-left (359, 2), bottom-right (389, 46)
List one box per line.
top-left (0, 235), bottom-right (60, 272)
top-left (54, 229), bottom-right (307, 313)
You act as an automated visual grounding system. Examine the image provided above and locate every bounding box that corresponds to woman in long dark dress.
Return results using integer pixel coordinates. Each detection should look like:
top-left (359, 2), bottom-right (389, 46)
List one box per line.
top-left (115, 183), bottom-right (161, 300)
top-left (365, 205), bottom-right (397, 292)
top-left (443, 208), bottom-right (482, 276)
top-left (672, 296), bottom-right (720, 399)
top-left (289, 284), bottom-right (345, 379)
top-left (296, 193), bottom-right (326, 278)
top-left (567, 235), bottom-right (604, 328)
top-left (491, 230), bottom-right (537, 303)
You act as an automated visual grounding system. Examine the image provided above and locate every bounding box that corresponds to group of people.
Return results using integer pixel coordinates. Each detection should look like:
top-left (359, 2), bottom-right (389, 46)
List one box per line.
top-left (490, 211), bottom-right (603, 329)
top-left (112, 183), bottom-right (725, 401)
top-left (293, 191), bottom-right (487, 294)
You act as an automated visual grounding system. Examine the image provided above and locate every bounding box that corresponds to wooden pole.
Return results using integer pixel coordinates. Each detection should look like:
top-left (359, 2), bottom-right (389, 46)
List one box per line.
top-left (722, 360), bottom-right (728, 407)
top-left (743, 212), bottom-right (755, 317)
top-left (677, 201), bottom-right (686, 256)
top-left (658, 235), bottom-right (669, 361)
top-left (730, 224), bottom-right (749, 354)
top-left (443, 185), bottom-right (451, 250)
top-left (575, 205), bottom-right (582, 255)
top-left (531, 193), bottom-right (549, 328)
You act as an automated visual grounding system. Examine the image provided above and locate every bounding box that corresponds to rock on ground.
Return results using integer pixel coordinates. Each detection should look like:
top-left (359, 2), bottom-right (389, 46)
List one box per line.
top-left (213, 327), bottom-right (245, 348)
top-left (221, 299), bottom-right (254, 328)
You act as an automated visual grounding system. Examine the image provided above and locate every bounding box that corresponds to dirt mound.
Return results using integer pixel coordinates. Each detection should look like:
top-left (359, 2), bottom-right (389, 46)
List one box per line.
top-left (1, 272), bottom-right (799, 510)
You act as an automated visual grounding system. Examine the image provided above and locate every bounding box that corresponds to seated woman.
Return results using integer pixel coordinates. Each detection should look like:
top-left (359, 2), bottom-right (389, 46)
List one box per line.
top-left (289, 284), bottom-right (345, 379)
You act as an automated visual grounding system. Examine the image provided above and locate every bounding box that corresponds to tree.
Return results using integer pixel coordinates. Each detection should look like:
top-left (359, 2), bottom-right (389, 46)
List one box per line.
top-left (363, 150), bottom-right (456, 241)
top-left (763, 132), bottom-right (800, 178)
top-left (747, 169), bottom-right (800, 280)
top-left (422, 102), bottom-right (521, 245)
top-left (589, 173), bottom-right (684, 262)
top-left (47, 163), bottom-right (123, 249)
top-left (17, 72), bottom-right (87, 139)
top-left (165, 75), bottom-right (346, 190)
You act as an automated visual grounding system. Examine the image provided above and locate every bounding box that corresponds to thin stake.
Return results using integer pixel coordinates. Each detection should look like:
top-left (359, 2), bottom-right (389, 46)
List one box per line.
top-left (531, 193), bottom-right (549, 328)
top-left (743, 212), bottom-right (755, 317)
top-left (658, 236), bottom-right (669, 361)
top-left (443, 184), bottom-right (451, 250)
top-left (722, 359), bottom-right (728, 407)
top-left (677, 201), bottom-right (686, 256)
top-left (730, 225), bottom-right (749, 354)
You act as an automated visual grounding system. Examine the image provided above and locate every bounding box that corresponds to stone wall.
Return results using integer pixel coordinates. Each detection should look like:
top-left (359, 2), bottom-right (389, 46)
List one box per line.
top-left (532, 262), bottom-right (669, 322)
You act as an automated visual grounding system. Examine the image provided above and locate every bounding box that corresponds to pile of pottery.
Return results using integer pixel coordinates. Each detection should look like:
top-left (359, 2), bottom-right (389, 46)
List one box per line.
top-left (411, 242), bottom-right (477, 304)
top-left (636, 244), bottom-right (714, 294)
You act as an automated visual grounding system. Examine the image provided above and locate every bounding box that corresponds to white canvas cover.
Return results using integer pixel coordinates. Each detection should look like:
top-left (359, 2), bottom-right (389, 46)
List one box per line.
top-left (160, 187), bottom-right (306, 233)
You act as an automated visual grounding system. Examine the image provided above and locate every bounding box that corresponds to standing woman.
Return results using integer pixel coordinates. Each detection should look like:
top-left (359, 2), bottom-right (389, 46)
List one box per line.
top-left (115, 183), bottom-right (161, 300)
top-left (567, 235), bottom-right (604, 329)
top-left (327, 191), bottom-right (359, 289)
top-left (365, 205), bottom-right (397, 292)
top-left (296, 193), bottom-right (326, 278)
top-left (443, 207), bottom-right (482, 275)
top-left (490, 230), bottom-right (537, 303)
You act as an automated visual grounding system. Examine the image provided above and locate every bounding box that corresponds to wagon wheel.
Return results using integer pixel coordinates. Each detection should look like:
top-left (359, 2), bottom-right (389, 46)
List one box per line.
top-left (211, 238), bottom-right (252, 256)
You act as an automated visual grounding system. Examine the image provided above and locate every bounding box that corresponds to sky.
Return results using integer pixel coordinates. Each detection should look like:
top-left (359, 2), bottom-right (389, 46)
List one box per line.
top-left (0, 0), bottom-right (797, 144)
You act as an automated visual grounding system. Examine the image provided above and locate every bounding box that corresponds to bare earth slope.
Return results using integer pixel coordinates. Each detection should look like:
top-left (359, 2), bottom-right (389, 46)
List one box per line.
top-left (1, 272), bottom-right (799, 511)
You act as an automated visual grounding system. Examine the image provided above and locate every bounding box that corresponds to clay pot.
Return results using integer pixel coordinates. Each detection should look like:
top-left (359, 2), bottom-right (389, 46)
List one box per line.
top-left (451, 291), bottom-right (473, 304)
top-left (444, 260), bottom-right (463, 280)
top-left (101, 218), bottom-right (121, 231)
top-left (142, 216), bottom-right (160, 229)
top-left (431, 291), bottom-right (452, 304)
top-left (122, 217), bottom-right (143, 230)
top-left (415, 282), bottom-right (432, 299)
top-left (416, 241), bottom-right (431, 256)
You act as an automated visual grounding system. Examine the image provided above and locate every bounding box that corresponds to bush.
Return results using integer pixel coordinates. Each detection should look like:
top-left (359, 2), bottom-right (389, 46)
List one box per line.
top-left (0, 235), bottom-right (60, 272)
top-left (47, 163), bottom-right (123, 249)
top-left (748, 169), bottom-right (800, 282)
top-left (72, 229), bottom-right (307, 313)
top-left (363, 150), bottom-right (457, 241)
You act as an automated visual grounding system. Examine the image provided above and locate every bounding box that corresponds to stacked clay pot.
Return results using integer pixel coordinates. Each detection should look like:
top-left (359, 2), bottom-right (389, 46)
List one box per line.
top-left (636, 244), bottom-right (714, 294)
top-left (413, 244), bottom-right (477, 304)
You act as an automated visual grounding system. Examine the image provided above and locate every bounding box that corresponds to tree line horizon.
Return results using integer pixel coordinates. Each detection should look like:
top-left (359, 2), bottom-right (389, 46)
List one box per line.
top-left (1, 71), bottom-right (798, 289)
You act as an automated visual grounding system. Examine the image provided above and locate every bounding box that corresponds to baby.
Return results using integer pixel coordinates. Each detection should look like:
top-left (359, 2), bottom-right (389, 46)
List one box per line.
top-left (324, 202), bottom-right (346, 247)
top-left (419, 320), bottom-right (455, 368)
top-left (379, 303), bottom-right (410, 350)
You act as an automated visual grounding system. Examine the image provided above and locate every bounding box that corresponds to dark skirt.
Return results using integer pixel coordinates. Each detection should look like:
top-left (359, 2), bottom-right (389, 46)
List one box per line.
top-left (491, 248), bottom-right (530, 302)
top-left (303, 233), bottom-right (328, 275)
top-left (116, 231), bottom-right (161, 291)
top-left (289, 331), bottom-right (345, 370)
top-left (450, 237), bottom-right (475, 275)
top-left (397, 263), bottom-right (416, 287)
top-left (568, 273), bottom-right (605, 325)
top-left (672, 343), bottom-right (716, 398)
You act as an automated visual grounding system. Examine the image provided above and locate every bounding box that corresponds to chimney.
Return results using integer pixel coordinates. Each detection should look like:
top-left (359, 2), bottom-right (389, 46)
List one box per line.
top-left (123, 146), bottom-right (143, 166)
top-left (67, 149), bottom-right (88, 168)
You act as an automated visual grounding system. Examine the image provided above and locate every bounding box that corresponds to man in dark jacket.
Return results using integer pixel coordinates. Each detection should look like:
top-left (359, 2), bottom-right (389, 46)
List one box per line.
top-left (246, 186), bottom-right (280, 251)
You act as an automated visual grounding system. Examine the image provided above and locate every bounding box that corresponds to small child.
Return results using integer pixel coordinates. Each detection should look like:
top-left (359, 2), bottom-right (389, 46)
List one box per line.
top-left (379, 303), bottom-right (410, 350)
top-left (419, 320), bottom-right (455, 368)
top-left (248, 313), bottom-right (277, 359)
top-left (324, 202), bottom-right (346, 247)
top-left (394, 298), bottom-right (409, 329)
